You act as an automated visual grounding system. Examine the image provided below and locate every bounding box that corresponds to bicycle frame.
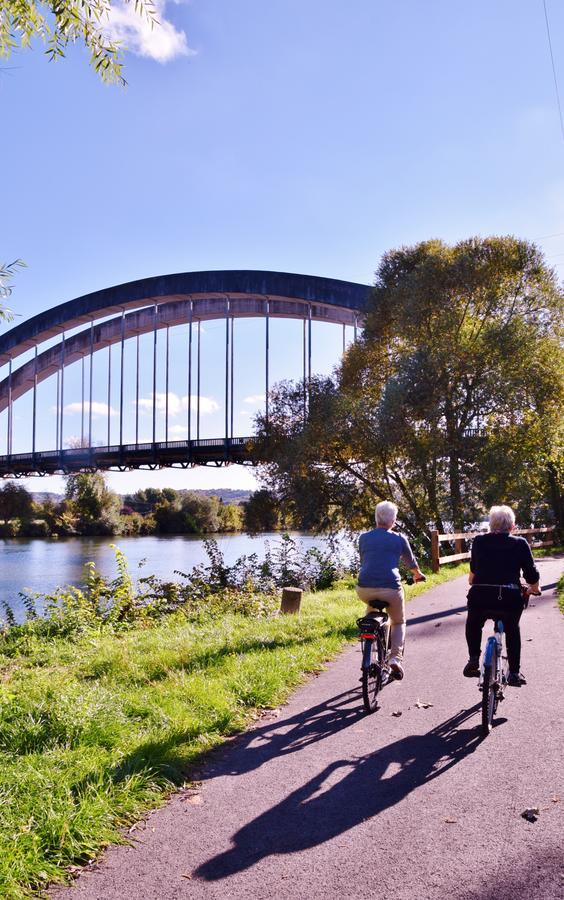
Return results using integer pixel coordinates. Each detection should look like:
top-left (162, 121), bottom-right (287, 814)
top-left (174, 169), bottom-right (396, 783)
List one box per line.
top-left (358, 609), bottom-right (391, 712)
top-left (479, 619), bottom-right (508, 734)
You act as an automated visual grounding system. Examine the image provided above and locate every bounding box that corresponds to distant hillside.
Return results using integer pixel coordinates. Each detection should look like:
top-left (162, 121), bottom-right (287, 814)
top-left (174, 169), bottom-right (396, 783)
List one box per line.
top-left (31, 488), bottom-right (253, 505)
top-left (185, 489), bottom-right (252, 504)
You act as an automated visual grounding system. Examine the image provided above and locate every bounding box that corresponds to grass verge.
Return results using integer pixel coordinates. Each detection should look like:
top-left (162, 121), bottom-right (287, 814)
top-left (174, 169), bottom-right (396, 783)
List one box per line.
top-left (557, 572), bottom-right (564, 615)
top-left (0, 567), bottom-right (468, 898)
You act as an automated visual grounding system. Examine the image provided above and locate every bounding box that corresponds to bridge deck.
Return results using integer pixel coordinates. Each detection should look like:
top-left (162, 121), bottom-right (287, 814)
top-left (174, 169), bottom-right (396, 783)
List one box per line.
top-left (0, 437), bottom-right (255, 476)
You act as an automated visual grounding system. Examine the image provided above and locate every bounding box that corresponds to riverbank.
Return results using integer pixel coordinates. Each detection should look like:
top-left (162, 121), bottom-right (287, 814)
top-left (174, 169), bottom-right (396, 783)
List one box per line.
top-left (0, 563), bottom-right (469, 898)
top-left (0, 532), bottom-right (332, 616)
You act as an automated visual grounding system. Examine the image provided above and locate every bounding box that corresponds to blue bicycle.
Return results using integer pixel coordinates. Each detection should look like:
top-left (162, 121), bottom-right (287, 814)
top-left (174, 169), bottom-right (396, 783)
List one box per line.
top-left (479, 585), bottom-right (540, 735)
top-left (480, 616), bottom-right (507, 735)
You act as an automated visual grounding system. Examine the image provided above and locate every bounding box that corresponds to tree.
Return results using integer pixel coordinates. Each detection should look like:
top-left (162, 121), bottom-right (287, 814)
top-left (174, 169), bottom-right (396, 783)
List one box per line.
top-left (243, 489), bottom-right (281, 534)
top-left (217, 501), bottom-right (243, 533)
top-left (0, 0), bottom-right (156, 85)
top-left (65, 471), bottom-right (121, 533)
top-left (255, 237), bottom-right (564, 541)
top-left (0, 481), bottom-right (33, 520)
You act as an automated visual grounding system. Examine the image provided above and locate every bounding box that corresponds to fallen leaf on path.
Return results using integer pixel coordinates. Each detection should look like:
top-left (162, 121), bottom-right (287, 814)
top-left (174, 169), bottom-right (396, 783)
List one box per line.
top-left (551, 796), bottom-right (560, 803)
top-left (521, 807), bottom-right (540, 822)
top-left (181, 873), bottom-right (192, 880)
top-left (435, 623), bottom-right (441, 627)
top-left (415, 699), bottom-right (434, 709)
top-left (391, 710), bottom-right (403, 717)
top-left (186, 794), bottom-right (203, 805)
top-left (444, 818), bottom-right (457, 824)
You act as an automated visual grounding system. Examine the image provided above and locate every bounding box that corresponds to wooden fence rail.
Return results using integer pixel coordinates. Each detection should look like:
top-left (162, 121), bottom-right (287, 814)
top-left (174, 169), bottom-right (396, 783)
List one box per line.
top-left (430, 526), bottom-right (556, 573)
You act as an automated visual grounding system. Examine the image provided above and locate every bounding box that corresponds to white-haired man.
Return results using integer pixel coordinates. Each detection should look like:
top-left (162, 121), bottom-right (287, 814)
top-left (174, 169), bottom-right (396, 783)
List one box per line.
top-left (464, 504), bottom-right (540, 686)
top-left (357, 500), bottom-right (425, 679)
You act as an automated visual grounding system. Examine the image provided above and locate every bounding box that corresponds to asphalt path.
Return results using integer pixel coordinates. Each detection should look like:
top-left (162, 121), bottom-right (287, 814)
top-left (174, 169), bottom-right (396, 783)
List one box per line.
top-left (52, 556), bottom-right (564, 900)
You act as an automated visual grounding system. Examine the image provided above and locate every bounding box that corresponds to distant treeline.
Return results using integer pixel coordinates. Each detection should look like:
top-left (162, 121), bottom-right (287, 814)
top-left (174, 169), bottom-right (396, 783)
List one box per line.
top-left (0, 478), bottom-right (290, 537)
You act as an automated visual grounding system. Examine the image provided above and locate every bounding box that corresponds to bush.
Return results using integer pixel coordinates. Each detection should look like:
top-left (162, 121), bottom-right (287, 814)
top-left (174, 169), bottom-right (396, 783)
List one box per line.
top-left (0, 518), bottom-right (21, 537)
top-left (25, 519), bottom-right (51, 537)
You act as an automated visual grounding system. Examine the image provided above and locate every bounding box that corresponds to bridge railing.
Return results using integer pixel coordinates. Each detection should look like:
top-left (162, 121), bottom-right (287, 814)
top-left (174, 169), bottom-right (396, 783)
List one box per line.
top-left (430, 526), bottom-right (557, 573)
top-left (0, 437), bottom-right (255, 476)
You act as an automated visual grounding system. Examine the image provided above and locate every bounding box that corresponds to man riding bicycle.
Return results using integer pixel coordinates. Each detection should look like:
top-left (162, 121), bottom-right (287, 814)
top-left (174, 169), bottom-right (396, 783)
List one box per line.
top-left (463, 505), bottom-right (540, 686)
top-left (357, 501), bottom-right (425, 680)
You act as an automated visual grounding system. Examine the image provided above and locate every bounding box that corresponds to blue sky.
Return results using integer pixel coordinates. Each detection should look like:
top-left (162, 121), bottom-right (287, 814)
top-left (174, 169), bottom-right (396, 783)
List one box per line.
top-left (2, 0), bottom-right (564, 493)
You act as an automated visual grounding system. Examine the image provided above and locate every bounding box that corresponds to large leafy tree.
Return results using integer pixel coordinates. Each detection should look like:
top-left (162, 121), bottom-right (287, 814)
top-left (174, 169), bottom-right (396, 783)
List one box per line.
top-left (255, 237), bottom-right (564, 542)
top-left (65, 471), bottom-right (121, 533)
top-left (0, 481), bottom-right (33, 519)
top-left (0, 0), bottom-right (155, 84)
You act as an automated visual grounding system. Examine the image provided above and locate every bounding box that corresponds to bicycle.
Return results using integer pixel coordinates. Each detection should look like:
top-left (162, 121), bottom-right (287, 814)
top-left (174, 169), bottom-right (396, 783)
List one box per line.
top-left (479, 584), bottom-right (541, 736)
top-left (357, 601), bottom-right (391, 713)
top-left (357, 573), bottom-right (426, 713)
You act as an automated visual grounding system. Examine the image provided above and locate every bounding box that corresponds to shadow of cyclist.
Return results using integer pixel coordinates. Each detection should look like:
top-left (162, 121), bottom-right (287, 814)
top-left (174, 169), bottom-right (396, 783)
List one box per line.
top-left (195, 704), bottom-right (482, 882)
top-left (199, 687), bottom-right (365, 781)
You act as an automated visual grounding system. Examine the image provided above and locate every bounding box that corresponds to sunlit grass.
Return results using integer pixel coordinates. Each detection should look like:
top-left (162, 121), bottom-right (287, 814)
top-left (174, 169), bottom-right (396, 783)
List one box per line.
top-left (0, 570), bottom-right (469, 898)
top-left (557, 572), bottom-right (564, 615)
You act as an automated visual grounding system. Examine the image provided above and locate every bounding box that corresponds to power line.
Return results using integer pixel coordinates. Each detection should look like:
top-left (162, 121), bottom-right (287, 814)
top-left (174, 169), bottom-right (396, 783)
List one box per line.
top-left (542, 0), bottom-right (564, 144)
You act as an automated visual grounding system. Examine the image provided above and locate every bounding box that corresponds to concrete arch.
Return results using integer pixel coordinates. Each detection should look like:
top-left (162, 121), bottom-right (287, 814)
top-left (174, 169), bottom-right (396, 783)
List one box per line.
top-left (0, 270), bottom-right (371, 366)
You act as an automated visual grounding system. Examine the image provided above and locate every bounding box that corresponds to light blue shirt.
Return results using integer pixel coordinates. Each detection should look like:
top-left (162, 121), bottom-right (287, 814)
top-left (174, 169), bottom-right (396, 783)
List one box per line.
top-left (358, 528), bottom-right (417, 590)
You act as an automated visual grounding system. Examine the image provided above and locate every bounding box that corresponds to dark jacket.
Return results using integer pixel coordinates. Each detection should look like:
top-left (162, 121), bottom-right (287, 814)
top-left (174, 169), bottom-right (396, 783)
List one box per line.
top-left (470, 532), bottom-right (540, 586)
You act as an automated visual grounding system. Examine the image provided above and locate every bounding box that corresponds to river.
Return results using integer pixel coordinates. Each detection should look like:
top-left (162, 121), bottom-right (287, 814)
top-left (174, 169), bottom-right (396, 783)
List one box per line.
top-left (0, 532), bottom-right (333, 618)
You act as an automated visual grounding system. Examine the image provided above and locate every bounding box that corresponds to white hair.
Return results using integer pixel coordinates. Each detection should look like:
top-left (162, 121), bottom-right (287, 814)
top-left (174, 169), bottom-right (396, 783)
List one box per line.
top-left (488, 505), bottom-right (515, 533)
top-left (375, 500), bottom-right (398, 528)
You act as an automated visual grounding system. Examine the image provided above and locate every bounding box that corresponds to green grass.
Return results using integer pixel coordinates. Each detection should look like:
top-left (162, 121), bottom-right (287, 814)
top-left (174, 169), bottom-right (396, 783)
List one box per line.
top-left (0, 567), bottom-right (469, 899)
top-left (532, 544), bottom-right (564, 558)
top-left (557, 573), bottom-right (564, 615)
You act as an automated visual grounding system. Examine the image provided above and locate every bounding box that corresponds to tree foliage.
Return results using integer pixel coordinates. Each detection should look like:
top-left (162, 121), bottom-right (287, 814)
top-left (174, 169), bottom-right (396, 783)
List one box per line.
top-left (255, 237), bottom-right (564, 543)
top-left (243, 489), bottom-right (281, 534)
top-left (0, 0), bottom-right (156, 85)
top-left (64, 471), bottom-right (121, 534)
top-left (0, 481), bottom-right (34, 520)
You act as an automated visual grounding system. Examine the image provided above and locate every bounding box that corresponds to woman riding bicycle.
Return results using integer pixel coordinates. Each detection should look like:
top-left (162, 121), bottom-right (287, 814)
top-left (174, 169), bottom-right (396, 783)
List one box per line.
top-left (463, 505), bottom-right (540, 686)
top-left (357, 501), bottom-right (425, 680)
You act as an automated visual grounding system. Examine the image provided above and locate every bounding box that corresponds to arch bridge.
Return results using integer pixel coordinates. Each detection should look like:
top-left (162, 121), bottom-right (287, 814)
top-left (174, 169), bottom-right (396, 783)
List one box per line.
top-left (0, 271), bottom-right (370, 476)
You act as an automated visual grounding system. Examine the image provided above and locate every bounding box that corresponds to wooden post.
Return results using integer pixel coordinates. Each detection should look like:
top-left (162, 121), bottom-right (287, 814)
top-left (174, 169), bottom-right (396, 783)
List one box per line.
top-left (455, 537), bottom-right (463, 557)
top-left (431, 530), bottom-right (440, 573)
top-left (280, 586), bottom-right (303, 615)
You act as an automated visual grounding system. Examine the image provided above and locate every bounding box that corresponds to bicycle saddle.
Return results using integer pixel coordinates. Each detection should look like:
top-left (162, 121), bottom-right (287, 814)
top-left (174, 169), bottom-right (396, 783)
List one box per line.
top-left (366, 600), bottom-right (389, 612)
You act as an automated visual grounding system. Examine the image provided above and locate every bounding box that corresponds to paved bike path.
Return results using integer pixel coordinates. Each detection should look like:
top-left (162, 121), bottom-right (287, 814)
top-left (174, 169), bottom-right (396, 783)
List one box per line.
top-left (52, 557), bottom-right (564, 900)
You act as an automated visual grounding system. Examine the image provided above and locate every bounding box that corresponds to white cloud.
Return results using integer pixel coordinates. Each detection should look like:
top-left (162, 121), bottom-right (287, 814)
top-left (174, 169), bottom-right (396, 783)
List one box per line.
top-left (60, 401), bottom-right (117, 418)
top-left (169, 424), bottom-right (188, 437)
top-left (104, 0), bottom-right (194, 64)
top-left (136, 392), bottom-right (219, 416)
top-left (243, 394), bottom-right (266, 406)
top-left (193, 395), bottom-right (220, 415)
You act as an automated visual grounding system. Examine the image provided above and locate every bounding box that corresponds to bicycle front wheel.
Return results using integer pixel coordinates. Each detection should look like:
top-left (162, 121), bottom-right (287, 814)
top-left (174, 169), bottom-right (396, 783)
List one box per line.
top-left (361, 634), bottom-right (385, 713)
top-left (481, 647), bottom-right (498, 735)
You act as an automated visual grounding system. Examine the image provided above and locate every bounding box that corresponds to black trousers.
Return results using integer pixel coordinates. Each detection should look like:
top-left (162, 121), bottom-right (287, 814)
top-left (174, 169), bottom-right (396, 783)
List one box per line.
top-left (465, 587), bottom-right (524, 672)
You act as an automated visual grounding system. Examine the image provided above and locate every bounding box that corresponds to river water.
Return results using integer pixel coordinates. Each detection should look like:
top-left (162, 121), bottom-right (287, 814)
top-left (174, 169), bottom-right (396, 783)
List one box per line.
top-left (0, 532), bottom-right (332, 618)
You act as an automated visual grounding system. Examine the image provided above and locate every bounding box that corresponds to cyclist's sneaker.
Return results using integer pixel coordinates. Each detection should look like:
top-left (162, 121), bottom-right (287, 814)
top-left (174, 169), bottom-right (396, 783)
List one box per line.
top-left (507, 671), bottom-right (527, 687)
top-left (463, 656), bottom-right (480, 678)
top-left (389, 656), bottom-right (404, 680)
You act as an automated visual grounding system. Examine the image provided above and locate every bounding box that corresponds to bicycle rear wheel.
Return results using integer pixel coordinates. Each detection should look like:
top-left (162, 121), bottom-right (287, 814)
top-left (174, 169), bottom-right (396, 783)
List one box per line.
top-left (481, 645), bottom-right (498, 735)
top-left (361, 633), bottom-right (385, 713)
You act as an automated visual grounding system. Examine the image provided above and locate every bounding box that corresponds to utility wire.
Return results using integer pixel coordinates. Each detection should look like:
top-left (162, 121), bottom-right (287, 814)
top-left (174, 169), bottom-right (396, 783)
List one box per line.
top-left (543, 0), bottom-right (564, 144)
